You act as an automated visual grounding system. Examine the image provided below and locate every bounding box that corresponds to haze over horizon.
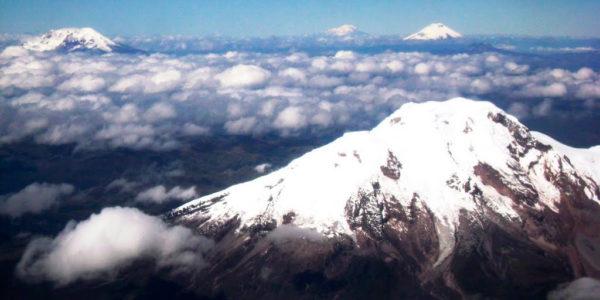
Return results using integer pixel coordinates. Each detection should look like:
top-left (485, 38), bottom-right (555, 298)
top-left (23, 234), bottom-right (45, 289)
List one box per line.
top-left (1, 0), bottom-right (600, 38)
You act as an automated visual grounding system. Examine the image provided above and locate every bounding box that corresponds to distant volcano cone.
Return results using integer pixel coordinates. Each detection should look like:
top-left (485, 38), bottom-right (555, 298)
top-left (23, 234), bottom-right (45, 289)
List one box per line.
top-left (404, 23), bottom-right (463, 41)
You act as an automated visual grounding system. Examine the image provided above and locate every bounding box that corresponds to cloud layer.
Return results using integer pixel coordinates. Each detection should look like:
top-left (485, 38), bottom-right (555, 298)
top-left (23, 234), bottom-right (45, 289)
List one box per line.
top-left (1, 47), bottom-right (599, 150)
top-left (16, 206), bottom-right (213, 285)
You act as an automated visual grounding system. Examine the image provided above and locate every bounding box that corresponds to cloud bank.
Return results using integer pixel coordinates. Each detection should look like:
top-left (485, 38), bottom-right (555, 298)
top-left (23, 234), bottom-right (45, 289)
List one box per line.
top-left (0, 183), bottom-right (74, 218)
top-left (1, 47), bottom-right (599, 150)
top-left (16, 206), bottom-right (213, 285)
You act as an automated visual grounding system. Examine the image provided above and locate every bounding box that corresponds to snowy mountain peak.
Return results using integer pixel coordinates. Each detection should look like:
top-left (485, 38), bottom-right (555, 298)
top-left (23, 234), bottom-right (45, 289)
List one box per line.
top-left (170, 97), bottom-right (600, 297)
top-left (23, 27), bottom-right (118, 52)
top-left (404, 23), bottom-right (463, 41)
top-left (326, 24), bottom-right (358, 37)
top-left (172, 97), bottom-right (599, 238)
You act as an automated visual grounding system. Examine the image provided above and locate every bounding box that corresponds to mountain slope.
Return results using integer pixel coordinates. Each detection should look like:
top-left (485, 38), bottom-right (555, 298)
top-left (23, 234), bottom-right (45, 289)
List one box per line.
top-left (23, 27), bottom-right (134, 53)
top-left (170, 97), bottom-right (600, 299)
top-left (404, 23), bottom-right (463, 41)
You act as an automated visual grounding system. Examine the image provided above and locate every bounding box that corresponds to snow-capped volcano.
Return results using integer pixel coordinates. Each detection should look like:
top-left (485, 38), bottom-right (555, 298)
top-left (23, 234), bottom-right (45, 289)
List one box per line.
top-left (324, 24), bottom-right (369, 40)
top-left (327, 24), bottom-right (359, 37)
top-left (404, 23), bottom-right (463, 41)
top-left (23, 27), bottom-right (126, 52)
top-left (171, 98), bottom-right (600, 299)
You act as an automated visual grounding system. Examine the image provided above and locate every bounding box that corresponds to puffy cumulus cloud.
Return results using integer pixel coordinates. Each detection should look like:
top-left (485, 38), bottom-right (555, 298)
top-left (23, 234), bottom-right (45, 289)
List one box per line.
top-left (576, 83), bottom-right (600, 99)
top-left (0, 183), bottom-right (74, 218)
top-left (504, 62), bottom-right (529, 74)
top-left (1, 49), bottom-right (599, 151)
top-left (215, 64), bottom-right (270, 88)
top-left (521, 82), bottom-right (567, 98)
top-left (1, 45), bottom-right (29, 58)
top-left (181, 123), bottom-right (210, 136)
top-left (575, 67), bottom-right (594, 80)
top-left (144, 102), bottom-right (177, 122)
top-left (135, 185), bottom-right (198, 204)
top-left (224, 117), bottom-right (258, 135)
top-left (16, 207), bottom-right (213, 285)
top-left (334, 50), bottom-right (356, 60)
top-left (254, 163), bottom-right (272, 174)
top-left (274, 106), bottom-right (307, 130)
top-left (57, 75), bottom-right (105, 92)
top-left (548, 277), bottom-right (600, 300)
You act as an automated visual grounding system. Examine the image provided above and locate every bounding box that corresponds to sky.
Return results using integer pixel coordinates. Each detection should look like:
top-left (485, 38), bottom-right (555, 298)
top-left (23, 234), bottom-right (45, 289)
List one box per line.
top-left (1, 0), bottom-right (600, 37)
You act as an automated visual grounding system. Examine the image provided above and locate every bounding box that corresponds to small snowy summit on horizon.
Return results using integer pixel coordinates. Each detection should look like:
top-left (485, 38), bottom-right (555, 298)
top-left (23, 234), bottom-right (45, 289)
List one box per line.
top-left (404, 23), bottom-right (462, 41)
top-left (325, 24), bottom-right (369, 39)
top-left (23, 27), bottom-right (125, 52)
top-left (326, 24), bottom-right (359, 37)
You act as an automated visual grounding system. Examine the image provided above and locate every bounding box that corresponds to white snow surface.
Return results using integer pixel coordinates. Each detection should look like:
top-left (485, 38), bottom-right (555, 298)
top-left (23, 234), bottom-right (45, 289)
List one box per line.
top-left (532, 131), bottom-right (600, 182)
top-left (404, 23), bottom-right (463, 41)
top-left (174, 98), bottom-right (599, 247)
top-left (23, 27), bottom-right (117, 52)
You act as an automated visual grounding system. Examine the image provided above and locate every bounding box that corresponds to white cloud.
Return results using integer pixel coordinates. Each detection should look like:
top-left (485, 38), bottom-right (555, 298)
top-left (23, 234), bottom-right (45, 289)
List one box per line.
top-left (334, 50), bottom-right (356, 60)
top-left (532, 46), bottom-right (596, 53)
top-left (106, 178), bottom-right (139, 192)
top-left (1, 45), bottom-right (29, 57)
top-left (279, 67), bottom-right (306, 82)
top-left (135, 185), bottom-right (198, 204)
top-left (522, 83), bottom-right (567, 98)
top-left (414, 62), bottom-right (431, 75)
top-left (103, 103), bottom-right (140, 124)
top-left (532, 99), bottom-right (553, 117)
top-left (577, 83), bottom-right (600, 99)
top-left (548, 277), bottom-right (600, 300)
top-left (181, 123), bottom-right (210, 136)
top-left (254, 163), bottom-right (272, 174)
top-left (144, 102), bottom-right (177, 122)
top-left (16, 207), bottom-right (213, 285)
top-left (274, 106), bottom-right (307, 130)
top-left (1, 48), bottom-right (599, 150)
top-left (507, 102), bottom-right (529, 119)
top-left (0, 183), bottom-right (74, 218)
top-left (57, 75), bottom-right (105, 92)
top-left (504, 62), bottom-right (529, 74)
top-left (215, 64), bottom-right (270, 88)
top-left (224, 117), bottom-right (258, 135)
top-left (146, 69), bottom-right (182, 93)
top-left (574, 67), bottom-right (594, 80)
top-left (385, 60), bottom-right (404, 73)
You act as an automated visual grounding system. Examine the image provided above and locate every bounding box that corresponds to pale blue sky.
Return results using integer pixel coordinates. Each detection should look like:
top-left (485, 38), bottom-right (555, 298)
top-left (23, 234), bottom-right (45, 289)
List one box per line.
top-left (1, 0), bottom-right (599, 37)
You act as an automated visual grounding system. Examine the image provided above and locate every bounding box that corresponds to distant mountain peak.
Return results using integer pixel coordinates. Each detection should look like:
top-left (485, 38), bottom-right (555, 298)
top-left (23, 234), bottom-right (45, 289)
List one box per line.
top-left (326, 24), bottom-right (359, 37)
top-left (404, 23), bottom-right (463, 41)
top-left (23, 27), bottom-right (123, 52)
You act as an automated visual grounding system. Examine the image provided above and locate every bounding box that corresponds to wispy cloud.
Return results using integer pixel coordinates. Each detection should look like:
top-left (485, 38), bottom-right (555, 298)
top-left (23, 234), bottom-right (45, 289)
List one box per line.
top-left (0, 183), bottom-right (74, 218)
top-left (135, 185), bottom-right (198, 204)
